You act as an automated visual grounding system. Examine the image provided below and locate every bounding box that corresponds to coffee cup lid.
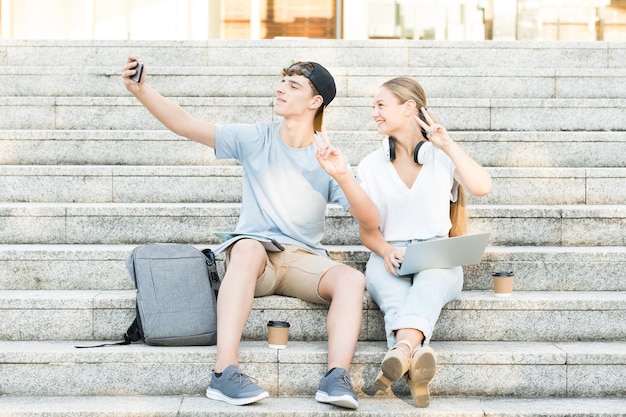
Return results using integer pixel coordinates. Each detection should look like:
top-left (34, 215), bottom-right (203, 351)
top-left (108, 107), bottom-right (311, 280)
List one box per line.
top-left (267, 320), bottom-right (290, 328)
top-left (492, 271), bottom-right (514, 277)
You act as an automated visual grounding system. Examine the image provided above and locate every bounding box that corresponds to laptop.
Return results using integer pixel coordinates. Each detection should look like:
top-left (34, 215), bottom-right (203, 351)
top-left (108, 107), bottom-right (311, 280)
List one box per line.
top-left (395, 232), bottom-right (490, 275)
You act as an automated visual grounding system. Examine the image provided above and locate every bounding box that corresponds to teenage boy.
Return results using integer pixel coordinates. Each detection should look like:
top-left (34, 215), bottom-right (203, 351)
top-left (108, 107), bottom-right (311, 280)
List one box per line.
top-left (122, 58), bottom-right (379, 410)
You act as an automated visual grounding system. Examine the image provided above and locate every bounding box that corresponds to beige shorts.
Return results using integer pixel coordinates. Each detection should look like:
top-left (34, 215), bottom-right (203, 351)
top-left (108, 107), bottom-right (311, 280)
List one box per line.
top-left (225, 244), bottom-right (341, 304)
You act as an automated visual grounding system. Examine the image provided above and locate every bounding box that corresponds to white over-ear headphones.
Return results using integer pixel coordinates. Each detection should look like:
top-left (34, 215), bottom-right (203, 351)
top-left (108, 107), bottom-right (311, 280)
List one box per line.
top-left (384, 137), bottom-right (432, 165)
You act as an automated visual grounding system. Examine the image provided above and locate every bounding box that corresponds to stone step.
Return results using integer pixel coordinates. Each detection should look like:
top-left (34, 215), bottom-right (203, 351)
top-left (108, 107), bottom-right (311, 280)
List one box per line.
top-left (0, 340), bottom-right (624, 398)
top-left (1, 290), bottom-right (624, 342)
top-left (2, 96), bottom-right (626, 131)
top-left (2, 65), bottom-right (626, 100)
top-left (2, 245), bottom-right (625, 292)
top-left (1, 165), bottom-right (624, 205)
top-left (0, 203), bottom-right (624, 246)
top-left (1, 38), bottom-right (623, 416)
top-left (2, 130), bottom-right (624, 168)
top-left (1, 39), bottom-right (624, 69)
top-left (1, 395), bottom-right (625, 417)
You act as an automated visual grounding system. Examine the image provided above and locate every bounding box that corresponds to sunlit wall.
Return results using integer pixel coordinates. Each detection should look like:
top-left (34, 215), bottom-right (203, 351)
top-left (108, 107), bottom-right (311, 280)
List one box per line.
top-left (1, 0), bottom-right (624, 40)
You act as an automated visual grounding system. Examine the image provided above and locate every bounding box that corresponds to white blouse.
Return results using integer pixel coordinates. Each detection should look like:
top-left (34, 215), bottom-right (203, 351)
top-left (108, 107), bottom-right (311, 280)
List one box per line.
top-left (357, 143), bottom-right (458, 241)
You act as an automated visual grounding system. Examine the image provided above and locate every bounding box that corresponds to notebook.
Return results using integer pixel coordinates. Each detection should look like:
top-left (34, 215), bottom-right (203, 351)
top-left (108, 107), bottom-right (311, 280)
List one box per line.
top-left (395, 232), bottom-right (490, 275)
top-left (212, 231), bottom-right (285, 254)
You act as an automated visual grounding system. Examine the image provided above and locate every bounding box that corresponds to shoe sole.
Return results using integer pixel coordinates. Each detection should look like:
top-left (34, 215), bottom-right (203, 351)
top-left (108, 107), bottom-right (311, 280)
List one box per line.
top-left (375, 350), bottom-right (409, 391)
top-left (315, 391), bottom-right (358, 410)
top-left (374, 370), bottom-right (393, 391)
top-left (206, 387), bottom-right (269, 406)
top-left (408, 347), bottom-right (437, 408)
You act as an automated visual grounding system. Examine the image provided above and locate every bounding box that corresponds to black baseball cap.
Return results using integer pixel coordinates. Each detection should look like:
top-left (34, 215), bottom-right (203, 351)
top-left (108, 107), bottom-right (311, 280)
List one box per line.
top-left (287, 61), bottom-right (336, 132)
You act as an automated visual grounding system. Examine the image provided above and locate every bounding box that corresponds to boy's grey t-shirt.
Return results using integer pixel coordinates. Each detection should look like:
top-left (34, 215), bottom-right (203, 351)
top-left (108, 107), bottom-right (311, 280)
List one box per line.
top-left (214, 122), bottom-right (350, 257)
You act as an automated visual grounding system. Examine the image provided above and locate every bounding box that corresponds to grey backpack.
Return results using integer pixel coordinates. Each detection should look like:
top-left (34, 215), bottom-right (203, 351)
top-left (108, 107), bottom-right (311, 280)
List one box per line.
top-left (123, 243), bottom-right (220, 346)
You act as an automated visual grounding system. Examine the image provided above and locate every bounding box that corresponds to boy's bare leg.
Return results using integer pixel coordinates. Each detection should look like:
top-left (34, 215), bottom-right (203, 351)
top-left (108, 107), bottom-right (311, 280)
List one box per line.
top-left (318, 265), bottom-right (366, 370)
top-left (214, 239), bottom-right (267, 372)
top-left (314, 264), bottom-right (365, 409)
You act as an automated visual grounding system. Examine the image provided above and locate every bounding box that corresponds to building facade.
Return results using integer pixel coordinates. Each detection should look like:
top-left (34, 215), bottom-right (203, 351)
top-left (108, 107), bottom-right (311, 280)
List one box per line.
top-left (1, 0), bottom-right (624, 41)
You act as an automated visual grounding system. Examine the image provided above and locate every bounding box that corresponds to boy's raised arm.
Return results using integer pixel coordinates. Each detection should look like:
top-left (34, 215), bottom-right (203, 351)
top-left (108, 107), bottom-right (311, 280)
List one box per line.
top-left (121, 55), bottom-right (216, 148)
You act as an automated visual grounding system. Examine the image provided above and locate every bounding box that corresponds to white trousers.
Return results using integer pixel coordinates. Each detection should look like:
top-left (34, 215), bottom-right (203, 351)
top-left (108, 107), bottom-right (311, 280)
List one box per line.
top-left (365, 240), bottom-right (464, 348)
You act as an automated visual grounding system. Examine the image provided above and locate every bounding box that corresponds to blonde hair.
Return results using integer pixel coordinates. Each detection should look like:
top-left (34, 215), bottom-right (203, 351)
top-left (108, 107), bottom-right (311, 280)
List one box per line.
top-left (381, 77), bottom-right (467, 237)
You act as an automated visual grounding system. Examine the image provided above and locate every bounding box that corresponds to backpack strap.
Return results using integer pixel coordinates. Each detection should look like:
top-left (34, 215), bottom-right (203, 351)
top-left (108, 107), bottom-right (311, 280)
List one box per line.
top-left (123, 316), bottom-right (143, 343)
top-left (75, 317), bottom-right (141, 348)
top-left (202, 248), bottom-right (221, 298)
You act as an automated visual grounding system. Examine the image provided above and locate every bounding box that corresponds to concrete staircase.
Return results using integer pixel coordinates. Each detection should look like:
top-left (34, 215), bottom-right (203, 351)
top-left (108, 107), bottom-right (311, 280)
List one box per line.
top-left (0, 39), bottom-right (625, 416)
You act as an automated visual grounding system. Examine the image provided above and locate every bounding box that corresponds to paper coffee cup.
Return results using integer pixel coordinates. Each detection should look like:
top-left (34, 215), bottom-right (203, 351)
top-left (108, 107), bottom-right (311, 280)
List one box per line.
top-left (267, 320), bottom-right (290, 349)
top-left (492, 271), bottom-right (514, 297)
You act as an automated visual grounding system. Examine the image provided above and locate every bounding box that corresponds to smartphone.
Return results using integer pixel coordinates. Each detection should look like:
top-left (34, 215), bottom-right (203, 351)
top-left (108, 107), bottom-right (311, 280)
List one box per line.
top-left (130, 61), bottom-right (144, 83)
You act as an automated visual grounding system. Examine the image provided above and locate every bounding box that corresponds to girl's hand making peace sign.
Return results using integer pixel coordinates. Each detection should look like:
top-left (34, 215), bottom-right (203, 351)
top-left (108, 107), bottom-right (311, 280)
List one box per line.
top-left (414, 107), bottom-right (453, 150)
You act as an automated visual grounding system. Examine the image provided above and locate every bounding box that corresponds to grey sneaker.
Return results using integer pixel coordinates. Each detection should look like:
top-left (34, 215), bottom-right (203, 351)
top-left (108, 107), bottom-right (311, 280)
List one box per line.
top-left (315, 367), bottom-right (358, 409)
top-left (206, 365), bottom-right (269, 405)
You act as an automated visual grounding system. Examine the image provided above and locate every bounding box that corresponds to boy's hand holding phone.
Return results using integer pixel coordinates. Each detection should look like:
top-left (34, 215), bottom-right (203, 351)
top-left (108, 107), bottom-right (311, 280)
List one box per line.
top-left (129, 61), bottom-right (144, 83)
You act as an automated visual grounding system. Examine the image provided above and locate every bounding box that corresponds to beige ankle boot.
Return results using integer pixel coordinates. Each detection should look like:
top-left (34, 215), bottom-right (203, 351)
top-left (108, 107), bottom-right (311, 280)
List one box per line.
top-left (407, 345), bottom-right (437, 408)
top-left (374, 339), bottom-right (413, 391)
